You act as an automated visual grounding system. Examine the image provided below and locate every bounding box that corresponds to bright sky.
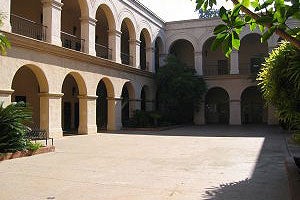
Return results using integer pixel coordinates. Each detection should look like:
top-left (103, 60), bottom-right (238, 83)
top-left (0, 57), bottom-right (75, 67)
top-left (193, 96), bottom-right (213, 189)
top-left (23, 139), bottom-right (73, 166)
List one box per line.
top-left (138, 0), bottom-right (233, 22)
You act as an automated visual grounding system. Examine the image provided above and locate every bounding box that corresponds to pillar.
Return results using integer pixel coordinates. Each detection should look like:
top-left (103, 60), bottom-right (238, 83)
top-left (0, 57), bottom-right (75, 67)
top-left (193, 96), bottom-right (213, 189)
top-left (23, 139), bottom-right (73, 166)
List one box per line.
top-left (42, 0), bottom-right (63, 46)
top-left (146, 100), bottom-right (155, 111)
top-left (0, 89), bottom-right (14, 107)
top-left (39, 93), bottom-right (63, 138)
top-left (77, 95), bottom-right (97, 134)
top-left (159, 53), bottom-right (167, 68)
top-left (195, 51), bottom-right (203, 75)
top-left (129, 98), bottom-right (140, 117)
top-left (194, 101), bottom-right (205, 125)
top-left (0, 0), bottom-right (11, 32)
top-left (230, 99), bottom-right (241, 125)
top-left (147, 47), bottom-right (154, 72)
top-left (81, 17), bottom-right (97, 56)
top-left (130, 39), bottom-right (140, 68)
top-left (108, 30), bottom-right (121, 63)
top-left (107, 97), bottom-right (122, 131)
top-left (230, 50), bottom-right (239, 74)
top-left (268, 105), bottom-right (279, 125)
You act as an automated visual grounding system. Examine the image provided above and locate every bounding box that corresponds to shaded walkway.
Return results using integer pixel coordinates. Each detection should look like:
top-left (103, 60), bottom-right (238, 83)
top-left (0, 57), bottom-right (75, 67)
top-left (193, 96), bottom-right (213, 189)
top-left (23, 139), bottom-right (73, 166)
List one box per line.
top-left (0, 126), bottom-right (288, 199)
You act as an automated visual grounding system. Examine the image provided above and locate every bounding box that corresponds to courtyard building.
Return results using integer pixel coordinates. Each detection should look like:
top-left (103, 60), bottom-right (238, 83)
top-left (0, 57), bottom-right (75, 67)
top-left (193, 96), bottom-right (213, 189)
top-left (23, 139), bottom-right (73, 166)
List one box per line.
top-left (0, 0), bottom-right (297, 138)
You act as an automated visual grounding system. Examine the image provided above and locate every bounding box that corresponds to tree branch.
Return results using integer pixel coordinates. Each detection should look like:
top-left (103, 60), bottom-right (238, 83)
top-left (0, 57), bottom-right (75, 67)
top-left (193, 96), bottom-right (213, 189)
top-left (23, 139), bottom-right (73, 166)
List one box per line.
top-left (231, 0), bottom-right (300, 49)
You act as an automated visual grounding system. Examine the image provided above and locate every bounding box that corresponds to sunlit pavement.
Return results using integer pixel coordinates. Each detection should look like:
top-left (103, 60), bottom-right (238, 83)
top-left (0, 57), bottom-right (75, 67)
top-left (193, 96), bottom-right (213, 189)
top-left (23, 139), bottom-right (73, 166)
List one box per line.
top-left (0, 125), bottom-right (288, 200)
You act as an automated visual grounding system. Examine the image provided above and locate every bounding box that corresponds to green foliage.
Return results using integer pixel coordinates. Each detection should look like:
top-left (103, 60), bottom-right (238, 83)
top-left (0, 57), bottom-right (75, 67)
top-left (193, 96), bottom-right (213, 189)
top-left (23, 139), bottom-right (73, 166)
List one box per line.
top-left (257, 41), bottom-right (300, 129)
top-left (0, 15), bottom-right (11, 55)
top-left (26, 141), bottom-right (43, 151)
top-left (127, 110), bottom-right (162, 128)
top-left (0, 102), bottom-right (32, 153)
top-left (194, 0), bottom-right (300, 56)
top-left (155, 56), bottom-right (207, 124)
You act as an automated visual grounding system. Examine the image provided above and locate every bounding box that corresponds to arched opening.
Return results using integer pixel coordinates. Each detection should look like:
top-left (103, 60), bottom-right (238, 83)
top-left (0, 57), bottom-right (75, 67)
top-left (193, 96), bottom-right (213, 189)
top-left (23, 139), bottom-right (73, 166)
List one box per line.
top-left (141, 86), bottom-right (148, 111)
top-left (155, 37), bottom-right (163, 73)
top-left (61, 73), bottom-right (86, 135)
top-left (205, 87), bottom-right (229, 124)
top-left (139, 29), bottom-right (151, 70)
top-left (241, 86), bottom-right (267, 124)
top-left (121, 19), bottom-right (135, 66)
top-left (10, 0), bottom-right (45, 40)
top-left (169, 39), bottom-right (195, 69)
top-left (95, 5), bottom-right (114, 60)
top-left (239, 34), bottom-right (268, 75)
top-left (202, 37), bottom-right (229, 76)
top-left (140, 32), bottom-right (147, 70)
top-left (61, 0), bottom-right (84, 52)
top-left (121, 82), bottom-right (135, 126)
top-left (96, 80), bottom-right (108, 131)
top-left (11, 65), bottom-right (49, 129)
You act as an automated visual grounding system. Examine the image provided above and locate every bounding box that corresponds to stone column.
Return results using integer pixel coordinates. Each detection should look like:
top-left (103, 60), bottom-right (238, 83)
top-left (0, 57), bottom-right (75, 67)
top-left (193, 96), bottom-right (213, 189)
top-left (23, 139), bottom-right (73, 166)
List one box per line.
top-left (107, 97), bottom-right (122, 131)
top-left (146, 100), bottom-right (155, 111)
top-left (230, 99), bottom-right (241, 125)
top-left (130, 39), bottom-right (140, 68)
top-left (77, 95), bottom-right (98, 134)
top-left (108, 30), bottom-right (121, 63)
top-left (42, 0), bottom-right (63, 46)
top-left (195, 51), bottom-right (203, 75)
top-left (194, 101), bottom-right (205, 125)
top-left (230, 50), bottom-right (239, 74)
top-left (0, 89), bottom-right (14, 107)
top-left (81, 17), bottom-right (97, 56)
top-left (39, 93), bottom-right (63, 139)
top-left (147, 47), bottom-right (154, 72)
top-left (129, 98), bottom-right (140, 117)
top-left (268, 105), bottom-right (278, 125)
top-left (0, 0), bottom-right (11, 32)
top-left (159, 53), bottom-right (167, 68)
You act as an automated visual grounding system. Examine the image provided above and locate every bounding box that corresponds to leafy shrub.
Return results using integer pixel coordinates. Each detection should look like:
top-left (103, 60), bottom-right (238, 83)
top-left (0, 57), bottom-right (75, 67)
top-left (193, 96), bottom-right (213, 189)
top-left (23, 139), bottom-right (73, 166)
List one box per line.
top-left (26, 141), bottom-right (43, 151)
top-left (257, 41), bottom-right (300, 129)
top-left (0, 102), bottom-right (32, 153)
top-left (127, 110), bottom-right (162, 128)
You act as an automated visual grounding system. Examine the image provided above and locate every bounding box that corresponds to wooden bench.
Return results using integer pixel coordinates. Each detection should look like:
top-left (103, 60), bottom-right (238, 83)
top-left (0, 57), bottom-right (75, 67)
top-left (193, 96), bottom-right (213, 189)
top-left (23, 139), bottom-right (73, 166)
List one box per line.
top-left (26, 128), bottom-right (54, 146)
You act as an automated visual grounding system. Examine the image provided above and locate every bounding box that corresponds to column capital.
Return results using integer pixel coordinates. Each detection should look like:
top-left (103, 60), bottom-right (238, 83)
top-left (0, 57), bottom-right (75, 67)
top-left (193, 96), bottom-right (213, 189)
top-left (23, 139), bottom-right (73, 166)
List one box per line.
top-left (129, 39), bottom-right (141, 46)
top-left (146, 47), bottom-right (155, 52)
top-left (129, 98), bottom-right (142, 102)
top-left (0, 89), bottom-right (14, 95)
top-left (41, 0), bottom-right (63, 10)
top-left (80, 17), bottom-right (97, 26)
top-left (108, 29), bottom-right (122, 37)
top-left (230, 99), bottom-right (241, 103)
top-left (107, 97), bottom-right (123, 101)
top-left (39, 92), bottom-right (64, 98)
top-left (77, 95), bottom-right (98, 100)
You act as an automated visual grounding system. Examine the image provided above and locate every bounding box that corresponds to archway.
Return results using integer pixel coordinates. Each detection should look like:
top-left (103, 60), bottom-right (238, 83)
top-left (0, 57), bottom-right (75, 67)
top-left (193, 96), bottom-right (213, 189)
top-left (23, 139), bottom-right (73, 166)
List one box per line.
top-left (154, 37), bottom-right (163, 73)
top-left (121, 18), bottom-right (135, 66)
top-left (11, 0), bottom-right (45, 40)
top-left (239, 33), bottom-right (268, 75)
top-left (121, 82), bottom-right (135, 126)
top-left (205, 87), bottom-right (229, 124)
top-left (61, 73), bottom-right (87, 134)
top-left (202, 37), bottom-right (229, 75)
top-left (139, 29), bottom-right (151, 70)
top-left (95, 5), bottom-right (115, 59)
top-left (96, 80), bottom-right (107, 131)
top-left (11, 65), bottom-right (49, 129)
top-left (61, 0), bottom-right (83, 51)
top-left (241, 86), bottom-right (266, 124)
top-left (169, 39), bottom-right (195, 68)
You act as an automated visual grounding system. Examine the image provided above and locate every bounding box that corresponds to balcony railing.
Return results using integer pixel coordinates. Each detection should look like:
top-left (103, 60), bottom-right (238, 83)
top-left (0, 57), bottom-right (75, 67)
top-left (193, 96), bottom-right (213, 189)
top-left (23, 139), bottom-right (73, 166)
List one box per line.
top-left (61, 31), bottom-right (84, 52)
top-left (121, 52), bottom-right (133, 66)
top-left (10, 14), bottom-right (47, 41)
top-left (95, 43), bottom-right (112, 60)
top-left (203, 64), bottom-right (229, 76)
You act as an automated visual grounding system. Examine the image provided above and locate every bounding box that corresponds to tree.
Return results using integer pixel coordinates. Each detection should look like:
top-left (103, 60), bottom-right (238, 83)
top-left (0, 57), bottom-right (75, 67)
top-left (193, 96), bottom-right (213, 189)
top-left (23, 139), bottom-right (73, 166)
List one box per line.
top-left (194, 0), bottom-right (300, 57)
top-left (155, 56), bottom-right (207, 124)
top-left (257, 41), bottom-right (300, 129)
top-left (0, 15), bottom-right (11, 55)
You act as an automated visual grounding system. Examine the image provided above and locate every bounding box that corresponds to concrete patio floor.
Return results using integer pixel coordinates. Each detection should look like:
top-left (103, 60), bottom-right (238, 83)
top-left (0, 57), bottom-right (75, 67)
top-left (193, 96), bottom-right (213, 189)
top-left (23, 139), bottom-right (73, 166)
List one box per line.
top-left (0, 126), bottom-right (289, 200)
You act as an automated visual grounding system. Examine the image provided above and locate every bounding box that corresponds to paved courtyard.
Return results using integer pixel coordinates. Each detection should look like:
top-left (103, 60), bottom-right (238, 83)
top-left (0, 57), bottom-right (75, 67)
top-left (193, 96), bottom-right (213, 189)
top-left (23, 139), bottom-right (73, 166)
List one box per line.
top-left (0, 126), bottom-right (289, 200)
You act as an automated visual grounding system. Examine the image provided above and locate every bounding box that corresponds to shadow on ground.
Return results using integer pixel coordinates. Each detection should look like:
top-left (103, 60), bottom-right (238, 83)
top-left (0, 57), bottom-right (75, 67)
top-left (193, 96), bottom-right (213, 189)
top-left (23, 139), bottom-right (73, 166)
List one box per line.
top-left (110, 125), bottom-right (290, 200)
